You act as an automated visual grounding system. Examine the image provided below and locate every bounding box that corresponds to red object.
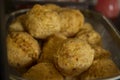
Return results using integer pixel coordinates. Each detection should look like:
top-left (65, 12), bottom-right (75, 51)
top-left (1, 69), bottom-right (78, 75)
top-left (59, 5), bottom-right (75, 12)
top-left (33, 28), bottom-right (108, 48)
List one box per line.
top-left (95, 0), bottom-right (119, 18)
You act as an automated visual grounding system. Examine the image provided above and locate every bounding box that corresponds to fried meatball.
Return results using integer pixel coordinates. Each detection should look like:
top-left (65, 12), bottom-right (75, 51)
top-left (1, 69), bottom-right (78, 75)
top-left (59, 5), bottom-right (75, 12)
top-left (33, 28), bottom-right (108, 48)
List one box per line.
top-left (76, 28), bottom-right (101, 45)
top-left (7, 32), bottom-right (41, 69)
top-left (78, 58), bottom-right (120, 80)
top-left (9, 14), bottom-right (26, 32)
top-left (58, 8), bottom-right (84, 37)
top-left (39, 33), bottom-right (67, 63)
top-left (93, 45), bottom-right (111, 60)
top-left (80, 22), bottom-right (94, 31)
top-left (55, 39), bottom-right (95, 77)
top-left (23, 63), bottom-right (64, 80)
top-left (25, 4), bottom-right (61, 39)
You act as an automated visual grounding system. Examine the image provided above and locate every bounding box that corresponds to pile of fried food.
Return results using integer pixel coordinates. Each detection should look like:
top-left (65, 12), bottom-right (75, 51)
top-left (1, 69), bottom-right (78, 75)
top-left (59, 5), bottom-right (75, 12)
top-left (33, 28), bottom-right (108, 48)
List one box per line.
top-left (7, 4), bottom-right (120, 80)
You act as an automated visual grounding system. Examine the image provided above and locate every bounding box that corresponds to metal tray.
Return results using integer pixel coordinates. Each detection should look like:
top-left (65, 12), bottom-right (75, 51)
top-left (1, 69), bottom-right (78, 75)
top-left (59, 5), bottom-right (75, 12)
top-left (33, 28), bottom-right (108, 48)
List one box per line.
top-left (6, 9), bottom-right (120, 80)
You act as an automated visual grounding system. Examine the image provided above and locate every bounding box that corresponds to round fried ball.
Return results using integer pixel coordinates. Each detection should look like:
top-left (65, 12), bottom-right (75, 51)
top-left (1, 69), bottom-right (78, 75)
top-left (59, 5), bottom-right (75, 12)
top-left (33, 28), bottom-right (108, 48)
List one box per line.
top-left (58, 8), bottom-right (84, 37)
top-left (9, 14), bottom-right (26, 32)
top-left (76, 28), bottom-right (101, 45)
top-left (39, 33), bottom-right (67, 63)
top-left (93, 45), bottom-right (111, 60)
top-left (79, 22), bottom-right (94, 32)
top-left (7, 32), bottom-right (41, 69)
top-left (55, 39), bottom-right (95, 77)
top-left (25, 4), bottom-right (61, 39)
top-left (23, 63), bottom-right (64, 80)
top-left (78, 58), bottom-right (120, 80)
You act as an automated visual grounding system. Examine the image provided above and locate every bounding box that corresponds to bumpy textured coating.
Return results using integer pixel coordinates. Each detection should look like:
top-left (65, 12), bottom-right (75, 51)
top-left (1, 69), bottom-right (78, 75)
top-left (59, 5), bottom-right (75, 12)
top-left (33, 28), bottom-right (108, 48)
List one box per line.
top-left (7, 32), bottom-right (41, 69)
top-left (23, 63), bottom-right (64, 80)
top-left (39, 33), bottom-right (67, 63)
top-left (25, 4), bottom-right (61, 39)
top-left (78, 58), bottom-right (120, 80)
top-left (55, 39), bottom-right (95, 77)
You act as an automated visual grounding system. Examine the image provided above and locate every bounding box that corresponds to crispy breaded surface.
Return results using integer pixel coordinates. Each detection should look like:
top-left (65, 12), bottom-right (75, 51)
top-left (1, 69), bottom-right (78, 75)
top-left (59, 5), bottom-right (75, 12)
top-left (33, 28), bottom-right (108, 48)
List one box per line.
top-left (7, 4), bottom-right (120, 80)
top-left (7, 32), bottom-right (41, 69)
top-left (76, 26), bottom-right (101, 45)
top-left (9, 14), bottom-right (26, 32)
top-left (78, 58), bottom-right (120, 80)
top-left (93, 45), bottom-right (111, 60)
top-left (77, 23), bottom-right (110, 59)
top-left (55, 39), bottom-right (94, 77)
top-left (25, 4), bottom-right (61, 39)
top-left (39, 33), bottom-right (67, 63)
top-left (58, 8), bottom-right (84, 37)
top-left (79, 22), bottom-right (94, 31)
top-left (23, 63), bottom-right (64, 80)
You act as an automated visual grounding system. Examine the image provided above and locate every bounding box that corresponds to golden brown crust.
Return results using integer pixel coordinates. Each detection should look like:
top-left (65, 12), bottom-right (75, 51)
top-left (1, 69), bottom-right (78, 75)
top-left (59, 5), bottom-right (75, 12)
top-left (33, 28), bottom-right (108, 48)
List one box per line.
top-left (93, 45), bottom-right (111, 60)
top-left (76, 24), bottom-right (102, 45)
top-left (7, 4), bottom-right (120, 80)
top-left (9, 14), bottom-right (26, 32)
top-left (55, 39), bottom-right (95, 77)
top-left (78, 58), bottom-right (120, 80)
top-left (39, 33), bottom-right (67, 63)
top-left (23, 63), bottom-right (64, 80)
top-left (58, 8), bottom-right (84, 37)
top-left (25, 4), bottom-right (61, 39)
top-left (7, 32), bottom-right (41, 69)
top-left (79, 22), bottom-right (94, 31)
